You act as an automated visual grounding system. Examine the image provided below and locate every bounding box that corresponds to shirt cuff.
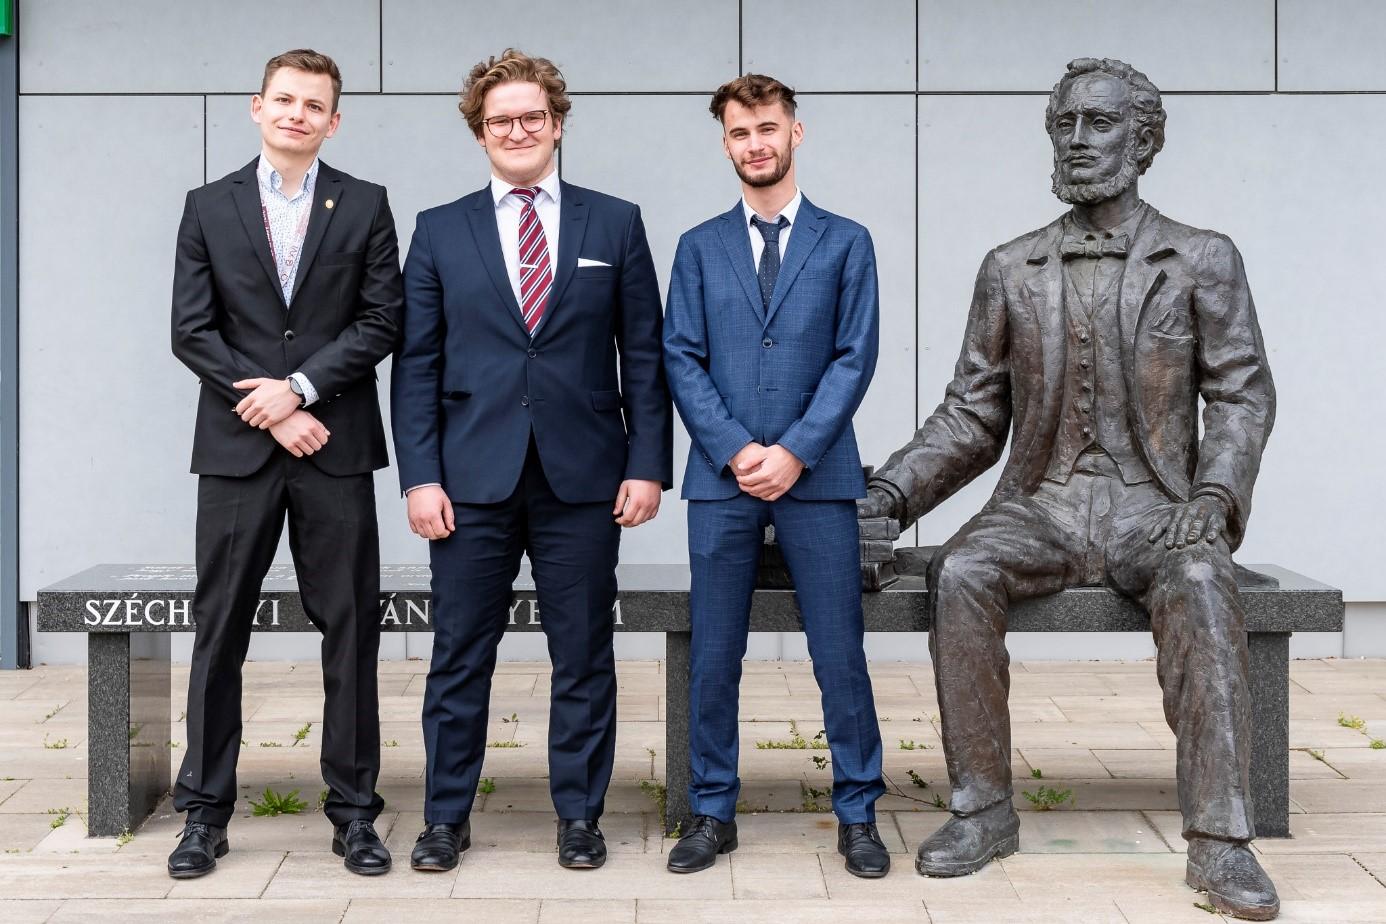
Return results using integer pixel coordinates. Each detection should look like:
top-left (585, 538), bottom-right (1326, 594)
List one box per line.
top-left (405, 483), bottom-right (442, 495)
top-left (289, 372), bottom-right (319, 407)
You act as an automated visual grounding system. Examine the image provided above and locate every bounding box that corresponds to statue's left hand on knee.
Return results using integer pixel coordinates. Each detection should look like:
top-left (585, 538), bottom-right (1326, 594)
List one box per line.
top-left (1148, 496), bottom-right (1228, 550)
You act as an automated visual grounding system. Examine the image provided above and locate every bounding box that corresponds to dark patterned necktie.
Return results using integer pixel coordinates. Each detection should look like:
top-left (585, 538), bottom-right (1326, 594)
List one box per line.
top-left (752, 214), bottom-right (790, 309)
top-left (511, 186), bottom-right (552, 334)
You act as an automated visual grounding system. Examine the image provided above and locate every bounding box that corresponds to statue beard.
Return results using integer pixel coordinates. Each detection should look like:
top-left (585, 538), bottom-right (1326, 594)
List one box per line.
top-left (1051, 140), bottom-right (1141, 205)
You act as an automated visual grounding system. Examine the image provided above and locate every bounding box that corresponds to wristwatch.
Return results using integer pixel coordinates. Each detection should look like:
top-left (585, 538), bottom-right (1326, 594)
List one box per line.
top-left (287, 376), bottom-right (305, 407)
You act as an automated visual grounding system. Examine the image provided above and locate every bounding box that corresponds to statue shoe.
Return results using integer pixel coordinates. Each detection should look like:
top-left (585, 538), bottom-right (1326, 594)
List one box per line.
top-left (667, 815), bottom-right (738, 873)
top-left (332, 818), bottom-right (392, 875)
top-left (1186, 838), bottom-right (1280, 921)
top-left (914, 802), bottom-right (1020, 877)
top-left (557, 819), bottom-right (607, 869)
top-left (167, 821), bottom-right (228, 879)
top-left (411, 820), bottom-right (470, 872)
top-left (838, 821), bottom-right (891, 878)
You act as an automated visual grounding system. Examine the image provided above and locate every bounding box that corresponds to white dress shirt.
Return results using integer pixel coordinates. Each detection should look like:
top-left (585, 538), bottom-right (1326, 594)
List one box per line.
top-left (257, 152), bottom-right (320, 405)
top-left (491, 170), bottom-right (561, 303)
top-left (742, 187), bottom-right (802, 271)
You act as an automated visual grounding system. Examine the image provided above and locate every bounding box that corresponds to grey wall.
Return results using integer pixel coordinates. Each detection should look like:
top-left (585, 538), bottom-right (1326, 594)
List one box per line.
top-left (14, 1), bottom-right (1386, 663)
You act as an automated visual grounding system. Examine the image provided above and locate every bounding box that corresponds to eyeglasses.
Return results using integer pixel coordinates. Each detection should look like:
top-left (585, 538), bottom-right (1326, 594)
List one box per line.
top-left (483, 109), bottom-right (551, 138)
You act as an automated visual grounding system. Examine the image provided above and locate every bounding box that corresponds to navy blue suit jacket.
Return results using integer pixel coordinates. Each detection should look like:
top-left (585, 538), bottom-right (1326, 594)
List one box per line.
top-left (392, 181), bottom-right (672, 504)
top-left (664, 196), bottom-right (879, 501)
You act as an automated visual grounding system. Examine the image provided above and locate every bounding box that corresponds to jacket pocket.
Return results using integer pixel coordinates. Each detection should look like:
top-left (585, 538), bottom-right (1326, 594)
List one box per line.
top-left (591, 389), bottom-right (622, 412)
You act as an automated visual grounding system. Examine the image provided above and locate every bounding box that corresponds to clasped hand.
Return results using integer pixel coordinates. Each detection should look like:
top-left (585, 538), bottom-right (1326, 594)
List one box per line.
top-left (233, 377), bottom-right (301, 429)
top-left (731, 442), bottom-right (804, 502)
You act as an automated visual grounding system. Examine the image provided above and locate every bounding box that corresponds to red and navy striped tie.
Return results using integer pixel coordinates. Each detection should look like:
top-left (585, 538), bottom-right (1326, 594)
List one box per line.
top-left (512, 186), bottom-right (552, 335)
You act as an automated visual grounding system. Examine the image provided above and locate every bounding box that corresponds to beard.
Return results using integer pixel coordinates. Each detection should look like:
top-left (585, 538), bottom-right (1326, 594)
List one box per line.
top-left (734, 147), bottom-right (793, 188)
top-left (1051, 137), bottom-right (1140, 205)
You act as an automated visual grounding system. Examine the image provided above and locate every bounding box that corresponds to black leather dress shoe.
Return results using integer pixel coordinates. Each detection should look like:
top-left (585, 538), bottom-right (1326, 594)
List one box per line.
top-left (1186, 837), bottom-right (1280, 921)
top-left (411, 820), bottom-right (470, 872)
top-left (667, 815), bottom-right (738, 873)
top-left (332, 819), bottom-right (392, 875)
top-left (557, 818), bottom-right (607, 869)
top-left (167, 821), bottom-right (228, 879)
top-left (839, 821), bottom-right (891, 878)
top-left (914, 802), bottom-right (1020, 877)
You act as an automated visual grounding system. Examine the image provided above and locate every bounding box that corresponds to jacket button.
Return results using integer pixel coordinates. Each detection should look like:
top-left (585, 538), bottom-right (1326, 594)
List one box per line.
top-left (521, 396), bottom-right (530, 407)
top-left (283, 329), bottom-right (295, 342)
top-left (762, 338), bottom-right (773, 348)
top-left (527, 349), bottom-right (537, 358)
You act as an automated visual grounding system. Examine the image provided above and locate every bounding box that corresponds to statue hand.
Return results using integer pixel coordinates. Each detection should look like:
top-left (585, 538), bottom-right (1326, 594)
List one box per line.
top-left (856, 485), bottom-right (899, 521)
top-left (1148, 496), bottom-right (1228, 550)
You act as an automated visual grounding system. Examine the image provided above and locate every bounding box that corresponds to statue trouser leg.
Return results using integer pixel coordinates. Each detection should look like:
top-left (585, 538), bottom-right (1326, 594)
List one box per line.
top-left (928, 491), bottom-right (1086, 814)
top-left (1107, 509), bottom-right (1255, 843)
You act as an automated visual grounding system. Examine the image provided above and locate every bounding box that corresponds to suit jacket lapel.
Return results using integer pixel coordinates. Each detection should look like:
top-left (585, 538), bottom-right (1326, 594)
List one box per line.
top-left (536, 182), bottom-right (588, 339)
top-left (716, 203), bottom-right (767, 324)
top-left (764, 199), bottom-right (825, 327)
top-left (1023, 220), bottom-right (1067, 384)
top-left (229, 158), bottom-right (285, 308)
top-left (288, 164), bottom-right (343, 309)
top-left (1118, 206), bottom-right (1174, 347)
top-left (466, 188), bottom-right (529, 335)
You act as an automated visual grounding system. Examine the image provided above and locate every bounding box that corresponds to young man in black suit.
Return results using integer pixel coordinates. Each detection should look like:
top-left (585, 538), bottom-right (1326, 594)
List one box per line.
top-left (168, 49), bottom-right (401, 878)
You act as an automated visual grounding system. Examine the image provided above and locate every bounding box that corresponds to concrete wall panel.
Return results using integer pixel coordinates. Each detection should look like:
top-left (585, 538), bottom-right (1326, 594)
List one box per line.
top-left (742, 0), bottom-right (915, 91)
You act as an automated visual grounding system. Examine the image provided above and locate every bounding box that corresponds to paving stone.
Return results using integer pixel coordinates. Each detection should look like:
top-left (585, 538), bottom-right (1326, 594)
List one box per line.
top-left (0, 900), bottom-right (63, 923)
top-left (449, 850), bottom-right (733, 900)
top-left (728, 851), bottom-right (827, 899)
top-left (927, 897), bottom-right (1128, 923)
top-left (0, 813), bottom-right (59, 852)
top-left (1013, 778), bottom-right (1179, 813)
top-left (264, 849), bottom-right (457, 898)
top-left (999, 852), bottom-right (1190, 901)
top-left (1016, 748), bottom-right (1111, 779)
top-left (1256, 852), bottom-right (1386, 901)
top-left (1254, 814), bottom-right (1386, 854)
top-left (1115, 896), bottom-right (1259, 922)
top-left (1291, 779), bottom-right (1386, 813)
top-left (1051, 696), bottom-right (1170, 724)
top-left (1091, 749), bottom-right (1176, 779)
top-left (166, 849), bottom-right (289, 899)
top-left (1317, 748), bottom-right (1386, 779)
top-left (49, 899), bottom-right (350, 922)
top-left (537, 899), bottom-right (637, 923)
top-left (1268, 899), bottom-right (1386, 922)
top-left (636, 899), bottom-right (928, 923)
top-left (1018, 810), bottom-right (1170, 854)
top-left (1352, 852), bottom-right (1386, 882)
top-left (731, 812), bottom-right (906, 854)
top-left (0, 854), bottom-right (173, 898)
top-left (820, 844), bottom-right (1017, 902)
top-left (0, 777), bottom-right (87, 815)
top-left (342, 899), bottom-right (540, 924)
top-left (386, 811), bottom-right (649, 855)
top-left (1010, 722), bottom-right (1166, 750)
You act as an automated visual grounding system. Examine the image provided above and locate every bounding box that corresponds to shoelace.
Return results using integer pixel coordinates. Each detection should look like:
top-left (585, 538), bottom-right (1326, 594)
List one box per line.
top-left (346, 819), bottom-right (376, 838)
top-left (683, 815), bottom-right (723, 844)
top-left (842, 822), bottom-right (881, 845)
top-left (180, 821), bottom-right (211, 839)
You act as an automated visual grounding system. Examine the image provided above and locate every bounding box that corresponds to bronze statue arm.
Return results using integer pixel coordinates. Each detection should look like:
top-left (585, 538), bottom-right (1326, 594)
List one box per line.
top-left (1187, 233), bottom-right (1276, 550)
top-left (863, 250), bottom-right (1013, 530)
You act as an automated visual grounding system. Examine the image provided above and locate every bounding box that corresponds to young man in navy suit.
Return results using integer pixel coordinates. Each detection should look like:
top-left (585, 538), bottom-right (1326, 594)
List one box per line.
top-left (391, 49), bottom-right (672, 873)
top-left (662, 74), bottom-right (888, 878)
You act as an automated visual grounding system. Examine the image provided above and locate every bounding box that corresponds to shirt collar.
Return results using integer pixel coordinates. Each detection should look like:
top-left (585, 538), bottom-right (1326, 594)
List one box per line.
top-left (492, 169), bottom-right (561, 207)
top-left (257, 153), bottom-right (319, 201)
top-left (1064, 199), bottom-right (1149, 242)
top-left (743, 188), bottom-right (803, 230)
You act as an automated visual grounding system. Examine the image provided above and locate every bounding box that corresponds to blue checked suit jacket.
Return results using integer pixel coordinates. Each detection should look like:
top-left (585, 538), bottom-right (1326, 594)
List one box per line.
top-left (664, 196), bottom-right (879, 501)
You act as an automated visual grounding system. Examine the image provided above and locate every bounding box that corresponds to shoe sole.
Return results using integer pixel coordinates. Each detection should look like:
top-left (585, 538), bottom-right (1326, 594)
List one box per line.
top-left (667, 837), bottom-right (738, 874)
top-left (167, 838), bottom-right (229, 879)
top-left (914, 831), bottom-right (1018, 878)
top-left (1185, 867), bottom-right (1280, 921)
top-left (411, 836), bottom-right (470, 872)
top-left (332, 840), bottom-right (393, 876)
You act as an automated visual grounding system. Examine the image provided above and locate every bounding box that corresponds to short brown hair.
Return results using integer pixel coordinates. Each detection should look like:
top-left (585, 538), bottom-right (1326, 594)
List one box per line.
top-left (459, 49), bottom-right (572, 141)
top-left (709, 73), bottom-right (796, 123)
top-left (261, 49), bottom-right (343, 113)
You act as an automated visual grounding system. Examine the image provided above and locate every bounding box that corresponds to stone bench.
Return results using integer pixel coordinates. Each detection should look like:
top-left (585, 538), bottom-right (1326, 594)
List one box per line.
top-left (36, 549), bottom-right (1343, 838)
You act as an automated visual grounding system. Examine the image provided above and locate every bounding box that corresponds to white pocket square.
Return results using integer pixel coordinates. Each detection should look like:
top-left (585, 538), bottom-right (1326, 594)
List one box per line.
top-left (577, 257), bottom-right (612, 268)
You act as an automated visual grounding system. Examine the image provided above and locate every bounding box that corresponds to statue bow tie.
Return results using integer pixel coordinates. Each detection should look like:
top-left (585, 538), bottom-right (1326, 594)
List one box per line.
top-left (1060, 234), bottom-right (1129, 260)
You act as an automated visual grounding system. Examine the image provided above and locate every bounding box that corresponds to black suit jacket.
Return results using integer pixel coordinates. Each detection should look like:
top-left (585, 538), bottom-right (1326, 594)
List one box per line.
top-left (171, 158), bottom-right (403, 477)
top-left (391, 181), bottom-right (672, 504)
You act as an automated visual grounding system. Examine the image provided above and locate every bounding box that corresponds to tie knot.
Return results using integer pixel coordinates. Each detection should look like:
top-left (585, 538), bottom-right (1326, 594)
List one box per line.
top-left (511, 186), bottom-right (540, 205)
top-left (751, 214), bottom-right (788, 243)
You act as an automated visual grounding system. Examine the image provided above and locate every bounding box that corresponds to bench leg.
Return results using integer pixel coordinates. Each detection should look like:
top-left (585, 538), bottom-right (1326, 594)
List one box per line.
top-left (664, 631), bottom-right (691, 836)
top-left (1249, 631), bottom-right (1290, 838)
top-left (87, 633), bottom-right (170, 837)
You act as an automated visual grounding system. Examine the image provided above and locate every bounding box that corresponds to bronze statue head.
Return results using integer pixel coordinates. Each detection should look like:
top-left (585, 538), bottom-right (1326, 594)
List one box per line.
top-left (1046, 58), bottom-right (1166, 205)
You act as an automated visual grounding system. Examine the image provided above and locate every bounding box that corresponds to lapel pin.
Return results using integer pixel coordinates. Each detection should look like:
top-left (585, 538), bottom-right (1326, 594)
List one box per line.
top-left (325, 199), bottom-right (334, 209)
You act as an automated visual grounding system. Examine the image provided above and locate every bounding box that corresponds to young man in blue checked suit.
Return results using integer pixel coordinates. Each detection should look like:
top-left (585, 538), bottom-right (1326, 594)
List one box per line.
top-left (663, 74), bottom-right (889, 878)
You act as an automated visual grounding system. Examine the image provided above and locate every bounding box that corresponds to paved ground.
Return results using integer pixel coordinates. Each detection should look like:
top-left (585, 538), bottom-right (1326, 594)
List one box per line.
top-left (1, 657), bottom-right (1385, 922)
